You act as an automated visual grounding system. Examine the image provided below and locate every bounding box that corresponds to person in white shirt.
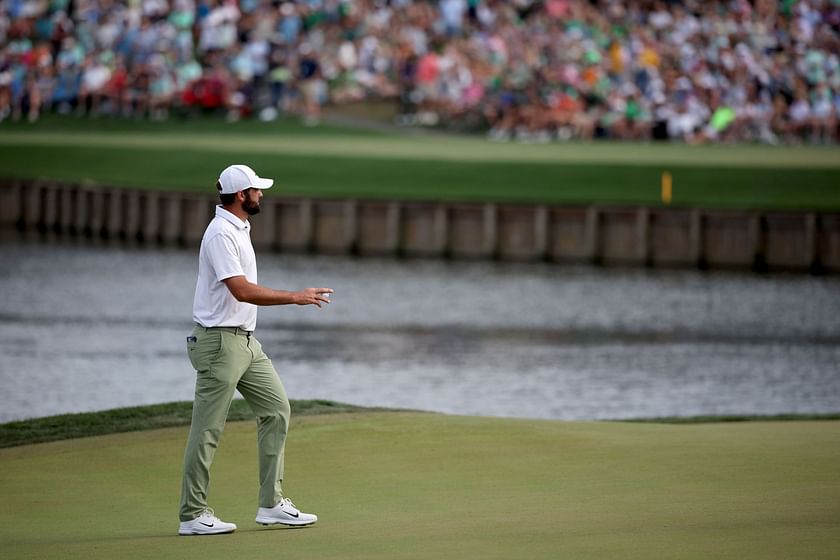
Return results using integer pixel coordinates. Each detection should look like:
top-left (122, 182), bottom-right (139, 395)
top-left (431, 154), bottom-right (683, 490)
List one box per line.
top-left (179, 164), bottom-right (333, 536)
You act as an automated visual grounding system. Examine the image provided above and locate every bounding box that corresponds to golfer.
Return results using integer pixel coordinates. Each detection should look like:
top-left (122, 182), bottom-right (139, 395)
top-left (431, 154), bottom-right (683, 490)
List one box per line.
top-left (178, 164), bottom-right (332, 536)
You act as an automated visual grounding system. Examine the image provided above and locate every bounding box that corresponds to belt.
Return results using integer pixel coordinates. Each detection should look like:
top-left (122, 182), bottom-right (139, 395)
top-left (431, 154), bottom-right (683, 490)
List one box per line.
top-left (198, 325), bottom-right (253, 337)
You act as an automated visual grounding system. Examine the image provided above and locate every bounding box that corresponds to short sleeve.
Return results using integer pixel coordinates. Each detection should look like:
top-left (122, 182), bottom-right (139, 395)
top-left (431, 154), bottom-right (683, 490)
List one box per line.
top-left (205, 233), bottom-right (245, 282)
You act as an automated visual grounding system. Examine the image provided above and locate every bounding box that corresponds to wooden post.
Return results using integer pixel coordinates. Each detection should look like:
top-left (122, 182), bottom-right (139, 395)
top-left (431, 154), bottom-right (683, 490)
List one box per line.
top-left (142, 192), bottom-right (160, 244)
top-left (386, 201), bottom-right (401, 254)
top-left (636, 207), bottom-right (649, 264)
top-left (483, 203), bottom-right (498, 257)
top-left (584, 206), bottom-right (600, 262)
top-left (0, 180), bottom-right (23, 240)
top-left (805, 213), bottom-right (817, 269)
top-left (344, 199), bottom-right (358, 253)
top-left (88, 187), bottom-right (106, 242)
top-left (106, 189), bottom-right (124, 241)
top-left (434, 204), bottom-right (449, 255)
top-left (299, 199), bottom-right (313, 251)
top-left (534, 205), bottom-right (548, 260)
top-left (22, 182), bottom-right (43, 235)
top-left (160, 194), bottom-right (182, 246)
top-left (750, 212), bottom-right (762, 268)
top-left (43, 184), bottom-right (60, 238)
top-left (59, 185), bottom-right (76, 235)
top-left (689, 209), bottom-right (703, 266)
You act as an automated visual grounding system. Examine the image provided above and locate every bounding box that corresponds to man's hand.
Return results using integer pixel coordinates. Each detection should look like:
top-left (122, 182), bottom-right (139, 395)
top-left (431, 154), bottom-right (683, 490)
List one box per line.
top-left (294, 288), bottom-right (333, 308)
top-left (223, 276), bottom-right (333, 307)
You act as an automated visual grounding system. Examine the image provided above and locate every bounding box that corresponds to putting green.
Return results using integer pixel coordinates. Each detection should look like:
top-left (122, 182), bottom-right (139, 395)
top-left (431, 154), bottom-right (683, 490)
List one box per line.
top-left (1, 413), bottom-right (838, 559)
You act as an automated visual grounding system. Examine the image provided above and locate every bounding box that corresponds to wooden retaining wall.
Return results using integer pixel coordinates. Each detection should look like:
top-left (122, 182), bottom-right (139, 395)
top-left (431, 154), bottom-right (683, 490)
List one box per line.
top-left (1, 180), bottom-right (837, 273)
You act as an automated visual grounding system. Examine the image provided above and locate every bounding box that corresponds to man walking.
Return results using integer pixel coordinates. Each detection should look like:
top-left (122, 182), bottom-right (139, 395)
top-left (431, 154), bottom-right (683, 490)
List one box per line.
top-left (178, 164), bottom-right (333, 536)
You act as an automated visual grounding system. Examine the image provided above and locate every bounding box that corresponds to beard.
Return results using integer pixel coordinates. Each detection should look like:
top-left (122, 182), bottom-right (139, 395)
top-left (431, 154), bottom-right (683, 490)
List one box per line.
top-left (242, 196), bottom-right (261, 215)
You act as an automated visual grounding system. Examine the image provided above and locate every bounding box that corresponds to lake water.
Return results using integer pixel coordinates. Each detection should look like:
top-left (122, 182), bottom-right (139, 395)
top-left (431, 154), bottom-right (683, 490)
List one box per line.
top-left (1, 240), bottom-right (839, 423)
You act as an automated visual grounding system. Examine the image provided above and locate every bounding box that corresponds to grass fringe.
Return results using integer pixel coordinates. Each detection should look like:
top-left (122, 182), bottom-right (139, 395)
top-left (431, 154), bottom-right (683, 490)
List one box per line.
top-left (622, 413), bottom-right (840, 424)
top-left (2, 402), bottom-right (837, 449)
top-left (0, 400), bottom-right (392, 449)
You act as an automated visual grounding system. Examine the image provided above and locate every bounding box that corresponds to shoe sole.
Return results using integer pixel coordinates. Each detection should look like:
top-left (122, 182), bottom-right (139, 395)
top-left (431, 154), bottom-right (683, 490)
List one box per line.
top-left (255, 517), bottom-right (317, 527)
top-left (178, 528), bottom-right (237, 536)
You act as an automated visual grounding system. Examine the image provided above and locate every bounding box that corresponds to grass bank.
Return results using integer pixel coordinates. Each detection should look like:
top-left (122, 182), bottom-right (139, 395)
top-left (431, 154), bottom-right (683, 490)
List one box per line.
top-left (0, 400), bottom-right (392, 449)
top-left (3, 401), bottom-right (838, 450)
top-left (1, 411), bottom-right (838, 559)
top-left (2, 115), bottom-right (839, 210)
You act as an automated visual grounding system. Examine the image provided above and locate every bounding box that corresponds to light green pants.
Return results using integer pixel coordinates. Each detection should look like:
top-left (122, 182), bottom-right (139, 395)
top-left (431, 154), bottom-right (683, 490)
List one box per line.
top-left (179, 325), bottom-right (290, 522)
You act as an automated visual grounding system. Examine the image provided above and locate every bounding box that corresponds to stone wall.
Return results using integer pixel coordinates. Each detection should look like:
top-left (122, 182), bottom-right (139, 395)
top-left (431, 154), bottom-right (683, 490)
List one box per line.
top-left (1, 180), bottom-right (835, 273)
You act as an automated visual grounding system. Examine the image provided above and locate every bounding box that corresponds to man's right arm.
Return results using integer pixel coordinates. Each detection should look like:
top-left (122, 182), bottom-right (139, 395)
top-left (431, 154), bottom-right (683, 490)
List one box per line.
top-left (223, 275), bottom-right (333, 308)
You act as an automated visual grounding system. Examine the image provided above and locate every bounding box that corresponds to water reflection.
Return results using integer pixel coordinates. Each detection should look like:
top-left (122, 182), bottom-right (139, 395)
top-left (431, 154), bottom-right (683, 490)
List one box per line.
top-left (1, 241), bottom-right (838, 422)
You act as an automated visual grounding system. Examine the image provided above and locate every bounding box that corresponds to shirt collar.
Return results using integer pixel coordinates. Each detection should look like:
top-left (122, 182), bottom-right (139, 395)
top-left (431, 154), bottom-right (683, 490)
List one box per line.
top-left (215, 205), bottom-right (250, 231)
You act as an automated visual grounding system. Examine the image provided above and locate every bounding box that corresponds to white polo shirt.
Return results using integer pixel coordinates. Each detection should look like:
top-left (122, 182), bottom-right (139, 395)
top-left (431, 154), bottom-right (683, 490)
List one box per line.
top-left (193, 205), bottom-right (259, 331)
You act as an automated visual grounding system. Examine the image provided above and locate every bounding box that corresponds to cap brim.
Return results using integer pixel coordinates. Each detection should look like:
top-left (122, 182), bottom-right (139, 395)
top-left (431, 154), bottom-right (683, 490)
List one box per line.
top-left (250, 177), bottom-right (274, 189)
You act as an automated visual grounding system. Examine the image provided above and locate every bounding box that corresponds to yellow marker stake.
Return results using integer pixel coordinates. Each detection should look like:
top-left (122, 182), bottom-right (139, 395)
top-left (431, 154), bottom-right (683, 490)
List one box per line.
top-left (661, 171), bottom-right (672, 205)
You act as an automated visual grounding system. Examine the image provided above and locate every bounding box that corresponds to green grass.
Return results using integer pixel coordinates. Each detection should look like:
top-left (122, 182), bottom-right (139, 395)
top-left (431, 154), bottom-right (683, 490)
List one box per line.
top-left (0, 400), bottom-right (394, 449)
top-left (6, 399), bottom-right (840, 448)
top-left (1, 412), bottom-right (838, 559)
top-left (2, 114), bottom-right (840, 209)
top-left (3, 401), bottom-right (838, 450)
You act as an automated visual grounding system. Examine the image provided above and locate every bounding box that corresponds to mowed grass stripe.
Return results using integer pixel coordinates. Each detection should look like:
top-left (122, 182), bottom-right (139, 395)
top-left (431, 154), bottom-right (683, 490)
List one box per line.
top-left (0, 413), bottom-right (838, 559)
top-left (2, 145), bottom-right (840, 209)
top-left (2, 130), bottom-right (840, 168)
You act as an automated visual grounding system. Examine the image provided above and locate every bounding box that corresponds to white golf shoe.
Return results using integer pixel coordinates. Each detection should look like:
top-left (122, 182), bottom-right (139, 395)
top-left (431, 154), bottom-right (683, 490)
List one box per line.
top-left (178, 509), bottom-right (237, 535)
top-left (256, 497), bottom-right (318, 527)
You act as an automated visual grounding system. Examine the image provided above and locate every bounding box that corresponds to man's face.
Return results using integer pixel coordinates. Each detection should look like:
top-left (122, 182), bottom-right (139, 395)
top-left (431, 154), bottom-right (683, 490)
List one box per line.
top-left (241, 188), bottom-right (262, 216)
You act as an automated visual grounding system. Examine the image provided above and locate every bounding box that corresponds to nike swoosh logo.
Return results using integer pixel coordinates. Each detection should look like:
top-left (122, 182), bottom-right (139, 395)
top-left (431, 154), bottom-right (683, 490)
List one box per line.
top-left (285, 511), bottom-right (299, 518)
top-left (199, 522), bottom-right (215, 527)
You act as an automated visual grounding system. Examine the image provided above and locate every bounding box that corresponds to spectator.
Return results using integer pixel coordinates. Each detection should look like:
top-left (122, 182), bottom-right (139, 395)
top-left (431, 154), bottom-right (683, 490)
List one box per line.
top-left (0, 0), bottom-right (837, 146)
top-left (297, 41), bottom-right (324, 125)
top-left (77, 52), bottom-right (110, 115)
top-left (788, 87), bottom-right (813, 142)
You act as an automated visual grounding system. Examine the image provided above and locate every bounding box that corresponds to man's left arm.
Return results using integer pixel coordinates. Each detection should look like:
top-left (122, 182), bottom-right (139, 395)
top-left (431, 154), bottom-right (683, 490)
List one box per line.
top-left (223, 275), bottom-right (333, 308)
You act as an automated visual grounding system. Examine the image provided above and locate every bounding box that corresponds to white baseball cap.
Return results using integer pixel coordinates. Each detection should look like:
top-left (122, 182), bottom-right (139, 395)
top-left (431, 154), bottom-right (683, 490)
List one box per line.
top-left (217, 164), bottom-right (274, 194)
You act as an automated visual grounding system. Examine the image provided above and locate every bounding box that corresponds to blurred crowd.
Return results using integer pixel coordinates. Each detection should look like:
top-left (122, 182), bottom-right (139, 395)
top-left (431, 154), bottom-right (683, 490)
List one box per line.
top-left (1, 0), bottom-right (839, 143)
